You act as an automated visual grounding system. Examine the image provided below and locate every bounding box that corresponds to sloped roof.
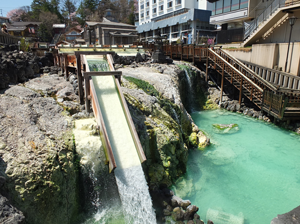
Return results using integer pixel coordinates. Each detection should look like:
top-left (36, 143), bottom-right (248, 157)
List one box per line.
top-left (86, 20), bottom-right (136, 28)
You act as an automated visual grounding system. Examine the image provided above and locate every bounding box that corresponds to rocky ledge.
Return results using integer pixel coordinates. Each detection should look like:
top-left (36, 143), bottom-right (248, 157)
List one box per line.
top-left (0, 74), bottom-right (81, 224)
top-left (119, 65), bottom-right (209, 189)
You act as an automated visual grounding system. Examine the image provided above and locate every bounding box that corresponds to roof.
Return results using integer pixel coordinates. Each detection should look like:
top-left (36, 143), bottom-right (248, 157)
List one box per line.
top-left (137, 8), bottom-right (211, 33)
top-left (53, 24), bottom-right (66, 28)
top-left (86, 20), bottom-right (136, 28)
top-left (109, 31), bottom-right (138, 37)
top-left (101, 27), bottom-right (137, 32)
top-left (10, 22), bottom-right (42, 26)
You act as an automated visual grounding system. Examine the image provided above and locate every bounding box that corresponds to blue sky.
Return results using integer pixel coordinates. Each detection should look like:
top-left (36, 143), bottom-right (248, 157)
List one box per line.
top-left (1, 0), bottom-right (34, 17)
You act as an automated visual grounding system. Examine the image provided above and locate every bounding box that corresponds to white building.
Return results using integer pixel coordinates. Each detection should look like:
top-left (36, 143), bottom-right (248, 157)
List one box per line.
top-left (137, 0), bottom-right (216, 44)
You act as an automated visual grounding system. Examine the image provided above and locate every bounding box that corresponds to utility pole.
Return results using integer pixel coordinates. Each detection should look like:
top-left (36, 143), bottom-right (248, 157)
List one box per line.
top-left (0, 9), bottom-right (3, 16)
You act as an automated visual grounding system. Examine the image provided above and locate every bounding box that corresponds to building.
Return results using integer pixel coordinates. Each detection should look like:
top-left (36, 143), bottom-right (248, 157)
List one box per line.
top-left (137, 0), bottom-right (216, 44)
top-left (7, 22), bottom-right (41, 40)
top-left (65, 27), bottom-right (83, 42)
top-left (209, 0), bottom-right (300, 45)
top-left (212, 0), bottom-right (300, 77)
top-left (83, 7), bottom-right (138, 46)
top-left (0, 16), bottom-right (9, 25)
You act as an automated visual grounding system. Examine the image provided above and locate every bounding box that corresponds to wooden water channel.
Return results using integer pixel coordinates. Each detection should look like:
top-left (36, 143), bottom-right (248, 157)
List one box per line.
top-left (150, 43), bottom-right (300, 121)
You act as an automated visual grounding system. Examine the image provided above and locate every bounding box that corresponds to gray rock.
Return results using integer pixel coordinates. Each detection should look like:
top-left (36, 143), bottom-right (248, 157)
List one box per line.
top-left (172, 207), bottom-right (184, 221)
top-left (5, 86), bottom-right (41, 99)
top-left (0, 195), bottom-right (25, 224)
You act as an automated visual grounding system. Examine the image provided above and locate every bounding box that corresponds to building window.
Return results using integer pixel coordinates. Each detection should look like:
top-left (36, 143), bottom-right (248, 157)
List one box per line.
top-left (176, 0), bottom-right (181, 5)
top-left (240, 0), bottom-right (248, 9)
top-left (216, 0), bottom-right (223, 14)
top-left (146, 11), bottom-right (149, 16)
top-left (168, 1), bottom-right (173, 8)
top-left (141, 13), bottom-right (144, 18)
top-left (163, 26), bottom-right (170, 33)
top-left (231, 0), bottom-right (240, 11)
top-left (223, 0), bottom-right (231, 13)
top-left (146, 1), bottom-right (150, 7)
top-left (211, 2), bottom-right (215, 15)
top-left (172, 25), bottom-right (178, 32)
top-left (159, 5), bottom-right (164, 11)
top-left (141, 4), bottom-right (144, 9)
top-left (153, 8), bottom-right (157, 13)
top-left (153, 0), bottom-right (156, 3)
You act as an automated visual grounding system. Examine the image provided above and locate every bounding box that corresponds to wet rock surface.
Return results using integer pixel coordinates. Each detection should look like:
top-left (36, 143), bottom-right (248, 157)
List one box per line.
top-left (151, 187), bottom-right (204, 224)
top-left (271, 205), bottom-right (300, 224)
top-left (119, 66), bottom-right (208, 189)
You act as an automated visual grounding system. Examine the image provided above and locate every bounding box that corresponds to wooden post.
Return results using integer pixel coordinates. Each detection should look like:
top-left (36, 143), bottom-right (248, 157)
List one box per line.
top-left (181, 44), bottom-right (183, 61)
top-left (206, 57), bottom-right (208, 82)
top-left (170, 44), bottom-right (173, 59)
top-left (220, 63), bottom-right (225, 103)
top-left (239, 77), bottom-right (243, 105)
top-left (76, 54), bottom-right (84, 104)
top-left (64, 54), bottom-right (68, 80)
top-left (250, 85), bottom-right (253, 101)
top-left (192, 44), bottom-right (195, 63)
top-left (84, 74), bottom-right (91, 113)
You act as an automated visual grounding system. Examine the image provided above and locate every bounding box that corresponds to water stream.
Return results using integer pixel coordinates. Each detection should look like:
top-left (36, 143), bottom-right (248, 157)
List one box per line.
top-left (172, 109), bottom-right (300, 224)
top-left (183, 68), bottom-right (195, 112)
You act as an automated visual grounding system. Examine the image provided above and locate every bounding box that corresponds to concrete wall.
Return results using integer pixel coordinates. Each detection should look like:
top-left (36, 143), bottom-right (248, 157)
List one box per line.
top-left (225, 42), bottom-right (300, 76)
top-left (224, 49), bottom-right (252, 62)
top-left (251, 43), bottom-right (277, 69)
top-left (261, 11), bottom-right (300, 44)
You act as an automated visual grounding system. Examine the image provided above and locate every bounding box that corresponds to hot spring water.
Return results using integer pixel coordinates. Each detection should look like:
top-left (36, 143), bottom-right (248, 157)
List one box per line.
top-left (172, 110), bottom-right (300, 224)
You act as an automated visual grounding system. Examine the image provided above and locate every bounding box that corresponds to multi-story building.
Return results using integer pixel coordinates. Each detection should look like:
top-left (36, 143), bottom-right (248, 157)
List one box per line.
top-left (137, 0), bottom-right (216, 44)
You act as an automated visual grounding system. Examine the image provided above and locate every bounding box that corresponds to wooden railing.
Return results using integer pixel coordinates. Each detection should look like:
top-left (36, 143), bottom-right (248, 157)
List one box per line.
top-left (241, 60), bottom-right (300, 91)
top-left (0, 32), bottom-right (20, 44)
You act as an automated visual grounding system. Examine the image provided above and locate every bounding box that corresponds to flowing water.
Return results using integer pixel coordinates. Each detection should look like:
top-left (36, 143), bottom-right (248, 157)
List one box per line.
top-left (183, 68), bottom-right (195, 112)
top-left (85, 56), bottom-right (156, 224)
top-left (73, 119), bottom-right (124, 224)
top-left (172, 109), bottom-right (300, 224)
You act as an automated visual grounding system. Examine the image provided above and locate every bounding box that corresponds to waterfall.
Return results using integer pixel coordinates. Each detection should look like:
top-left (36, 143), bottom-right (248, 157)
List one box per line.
top-left (74, 119), bottom-right (124, 223)
top-left (114, 166), bottom-right (157, 224)
top-left (183, 68), bottom-right (195, 112)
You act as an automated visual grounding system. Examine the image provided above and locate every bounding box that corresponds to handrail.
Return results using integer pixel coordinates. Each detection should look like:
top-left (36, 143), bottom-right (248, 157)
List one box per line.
top-left (209, 48), bottom-right (264, 92)
top-left (244, 0), bottom-right (287, 39)
top-left (219, 49), bottom-right (277, 91)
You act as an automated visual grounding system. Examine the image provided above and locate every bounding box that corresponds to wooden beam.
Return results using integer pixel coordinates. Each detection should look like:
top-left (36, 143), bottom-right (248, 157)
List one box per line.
top-left (76, 54), bottom-right (84, 104)
top-left (206, 57), bottom-right (208, 82)
top-left (84, 75), bottom-right (91, 113)
top-left (220, 63), bottom-right (225, 103)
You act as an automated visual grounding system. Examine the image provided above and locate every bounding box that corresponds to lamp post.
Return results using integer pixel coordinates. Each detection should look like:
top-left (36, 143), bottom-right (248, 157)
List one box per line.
top-left (284, 16), bottom-right (297, 73)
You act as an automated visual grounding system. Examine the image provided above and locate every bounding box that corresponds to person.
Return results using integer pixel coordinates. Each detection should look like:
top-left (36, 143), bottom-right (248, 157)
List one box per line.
top-left (1, 23), bottom-right (8, 34)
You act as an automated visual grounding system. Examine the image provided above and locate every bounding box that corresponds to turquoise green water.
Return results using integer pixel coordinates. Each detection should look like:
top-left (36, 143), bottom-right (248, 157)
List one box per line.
top-left (172, 110), bottom-right (300, 224)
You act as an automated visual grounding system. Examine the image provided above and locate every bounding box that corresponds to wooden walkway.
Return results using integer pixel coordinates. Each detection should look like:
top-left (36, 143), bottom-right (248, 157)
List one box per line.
top-left (152, 43), bottom-right (300, 121)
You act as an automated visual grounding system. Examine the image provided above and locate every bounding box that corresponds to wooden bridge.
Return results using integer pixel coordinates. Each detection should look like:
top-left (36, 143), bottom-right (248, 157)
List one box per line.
top-left (143, 43), bottom-right (300, 121)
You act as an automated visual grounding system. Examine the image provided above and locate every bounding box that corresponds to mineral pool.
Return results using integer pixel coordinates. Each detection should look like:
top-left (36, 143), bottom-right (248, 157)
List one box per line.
top-left (172, 109), bottom-right (300, 224)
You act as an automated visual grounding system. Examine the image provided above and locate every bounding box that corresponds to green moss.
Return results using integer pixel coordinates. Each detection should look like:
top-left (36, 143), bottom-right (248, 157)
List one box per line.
top-left (213, 123), bottom-right (238, 130)
top-left (204, 99), bottom-right (219, 110)
top-left (123, 76), bottom-right (160, 97)
top-left (189, 132), bottom-right (198, 147)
